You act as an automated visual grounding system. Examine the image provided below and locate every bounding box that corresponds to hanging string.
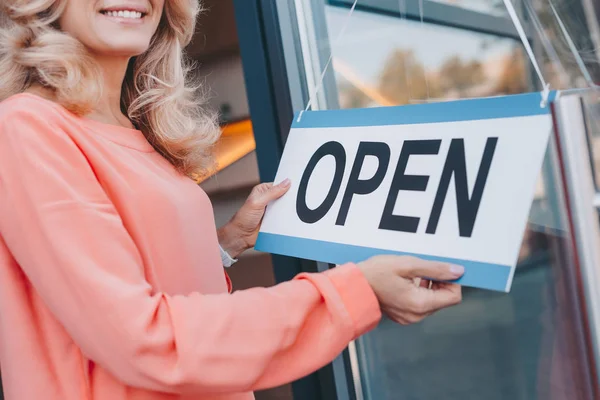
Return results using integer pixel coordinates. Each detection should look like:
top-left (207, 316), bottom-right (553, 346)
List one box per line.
top-left (398, 0), bottom-right (414, 104)
top-left (548, 0), bottom-right (600, 89)
top-left (398, 0), bottom-right (412, 103)
top-left (502, 0), bottom-right (551, 107)
top-left (297, 0), bottom-right (359, 122)
top-left (419, 0), bottom-right (431, 101)
top-left (523, 0), bottom-right (570, 88)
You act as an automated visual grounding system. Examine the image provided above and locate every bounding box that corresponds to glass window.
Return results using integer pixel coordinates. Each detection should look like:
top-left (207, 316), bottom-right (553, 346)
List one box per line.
top-left (298, 3), bottom-right (595, 400)
top-left (325, 7), bottom-right (527, 109)
top-left (582, 93), bottom-right (600, 190)
top-left (521, 0), bottom-right (600, 189)
top-left (527, 0), bottom-right (600, 91)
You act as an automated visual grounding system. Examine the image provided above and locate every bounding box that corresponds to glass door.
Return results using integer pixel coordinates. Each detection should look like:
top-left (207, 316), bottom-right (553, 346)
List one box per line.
top-left (268, 1), bottom-right (600, 398)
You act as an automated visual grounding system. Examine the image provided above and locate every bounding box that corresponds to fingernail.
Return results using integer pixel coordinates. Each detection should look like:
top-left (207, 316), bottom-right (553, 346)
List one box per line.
top-left (450, 265), bottom-right (465, 276)
top-left (280, 178), bottom-right (291, 187)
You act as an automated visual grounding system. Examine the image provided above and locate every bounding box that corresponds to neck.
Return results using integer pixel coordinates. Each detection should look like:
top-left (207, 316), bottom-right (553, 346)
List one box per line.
top-left (89, 55), bottom-right (133, 129)
top-left (25, 55), bottom-right (135, 129)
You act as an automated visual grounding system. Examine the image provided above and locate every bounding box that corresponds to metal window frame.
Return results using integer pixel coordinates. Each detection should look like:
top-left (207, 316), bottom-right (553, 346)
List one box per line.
top-left (328, 0), bottom-right (532, 40)
top-left (552, 90), bottom-right (600, 398)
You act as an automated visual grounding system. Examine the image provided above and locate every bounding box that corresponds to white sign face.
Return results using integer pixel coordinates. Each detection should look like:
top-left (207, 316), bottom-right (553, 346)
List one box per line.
top-left (256, 92), bottom-right (556, 292)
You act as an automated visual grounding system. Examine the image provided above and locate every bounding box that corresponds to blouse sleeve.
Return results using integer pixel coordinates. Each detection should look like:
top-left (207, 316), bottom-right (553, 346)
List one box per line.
top-left (0, 106), bottom-right (381, 395)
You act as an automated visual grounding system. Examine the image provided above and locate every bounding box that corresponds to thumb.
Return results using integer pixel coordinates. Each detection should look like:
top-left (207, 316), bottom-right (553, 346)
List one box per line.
top-left (395, 256), bottom-right (464, 281)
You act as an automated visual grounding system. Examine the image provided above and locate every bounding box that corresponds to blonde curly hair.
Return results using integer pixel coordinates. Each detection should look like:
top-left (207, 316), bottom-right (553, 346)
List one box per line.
top-left (0, 0), bottom-right (220, 179)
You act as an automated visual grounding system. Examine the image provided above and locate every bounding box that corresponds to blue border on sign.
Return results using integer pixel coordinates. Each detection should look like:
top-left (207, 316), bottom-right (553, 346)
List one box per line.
top-left (255, 233), bottom-right (512, 292)
top-left (292, 91), bottom-right (557, 129)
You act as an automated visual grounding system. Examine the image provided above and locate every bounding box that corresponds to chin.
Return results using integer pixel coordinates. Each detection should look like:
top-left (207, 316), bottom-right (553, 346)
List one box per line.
top-left (97, 40), bottom-right (152, 57)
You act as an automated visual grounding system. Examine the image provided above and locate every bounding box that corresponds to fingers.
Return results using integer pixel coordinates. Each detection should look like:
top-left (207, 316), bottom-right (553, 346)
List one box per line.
top-left (361, 255), bottom-right (463, 327)
top-left (398, 311), bottom-right (435, 325)
top-left (247, 180), bottom-right (291, 208)
top-left (416, 283), bottom-right (462, 313)
top-left (432, 283), bottom-right (462, 309)
top-left (398, 284), bottom-right (462, 321)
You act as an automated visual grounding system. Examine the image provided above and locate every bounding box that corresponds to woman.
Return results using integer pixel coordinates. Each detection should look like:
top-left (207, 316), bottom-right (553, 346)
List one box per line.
top-left (0, 1), bottom-right (464, 399)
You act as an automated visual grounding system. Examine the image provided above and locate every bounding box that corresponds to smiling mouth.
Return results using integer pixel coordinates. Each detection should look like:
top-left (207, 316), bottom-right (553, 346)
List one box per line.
top-left (99, 9), bottom-right (147, 20)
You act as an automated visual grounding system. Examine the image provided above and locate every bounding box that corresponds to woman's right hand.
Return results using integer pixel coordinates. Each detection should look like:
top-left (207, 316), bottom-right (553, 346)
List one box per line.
top-left (358, 256), bottom-right (464, 325)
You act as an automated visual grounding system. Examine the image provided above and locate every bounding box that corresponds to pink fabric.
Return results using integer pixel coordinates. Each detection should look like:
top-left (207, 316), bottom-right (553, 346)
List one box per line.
top-left (0, 93), bottom-right (381, 400)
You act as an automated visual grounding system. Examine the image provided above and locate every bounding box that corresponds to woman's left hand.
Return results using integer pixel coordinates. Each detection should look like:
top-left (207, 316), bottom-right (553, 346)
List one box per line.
top-left (218, 179), bottom-right (291, 259)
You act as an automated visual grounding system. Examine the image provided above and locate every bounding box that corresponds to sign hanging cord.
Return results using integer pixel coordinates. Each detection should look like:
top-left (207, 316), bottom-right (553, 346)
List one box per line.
top-left (297, 0), bottom-right (359, 122)
top-left (502, 0), bottom-right (551, 107)
top-left (398, 0), bottom-right (414, 103)
top-left (419, 0), bottom-right (431, 101)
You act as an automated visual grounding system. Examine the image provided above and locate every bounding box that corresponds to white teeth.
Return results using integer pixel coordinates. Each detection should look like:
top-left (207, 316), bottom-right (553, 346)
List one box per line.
top-left (102, 10), bottom-right (144, 19)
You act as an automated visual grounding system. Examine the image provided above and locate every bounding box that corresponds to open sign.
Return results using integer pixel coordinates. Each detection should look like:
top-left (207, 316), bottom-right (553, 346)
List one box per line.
top-left (296, 137), bottom-right (497, 238)
top-left (256, 92), bottom-right (555, 292)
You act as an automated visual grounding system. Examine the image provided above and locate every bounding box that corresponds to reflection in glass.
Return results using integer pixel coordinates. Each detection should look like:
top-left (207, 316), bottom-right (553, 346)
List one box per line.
top-left (527, 0), bottom-right (600, 90)
top-left (582, 93), bottom-right (600, 190)
top-left (429, 0), bottom-right (507, 15)
top-left (325, 7), bottom-right (527, 109)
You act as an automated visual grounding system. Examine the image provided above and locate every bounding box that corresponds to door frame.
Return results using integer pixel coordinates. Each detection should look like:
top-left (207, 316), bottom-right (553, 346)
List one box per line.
top-left (232, 1), bottom-right (356, 399)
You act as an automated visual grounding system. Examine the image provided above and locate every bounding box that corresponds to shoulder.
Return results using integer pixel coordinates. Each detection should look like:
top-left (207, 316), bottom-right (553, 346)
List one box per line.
top-left (0, 93), bottom-right (65, 126)
top-left (0, 93), bottom-right (78, 150)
